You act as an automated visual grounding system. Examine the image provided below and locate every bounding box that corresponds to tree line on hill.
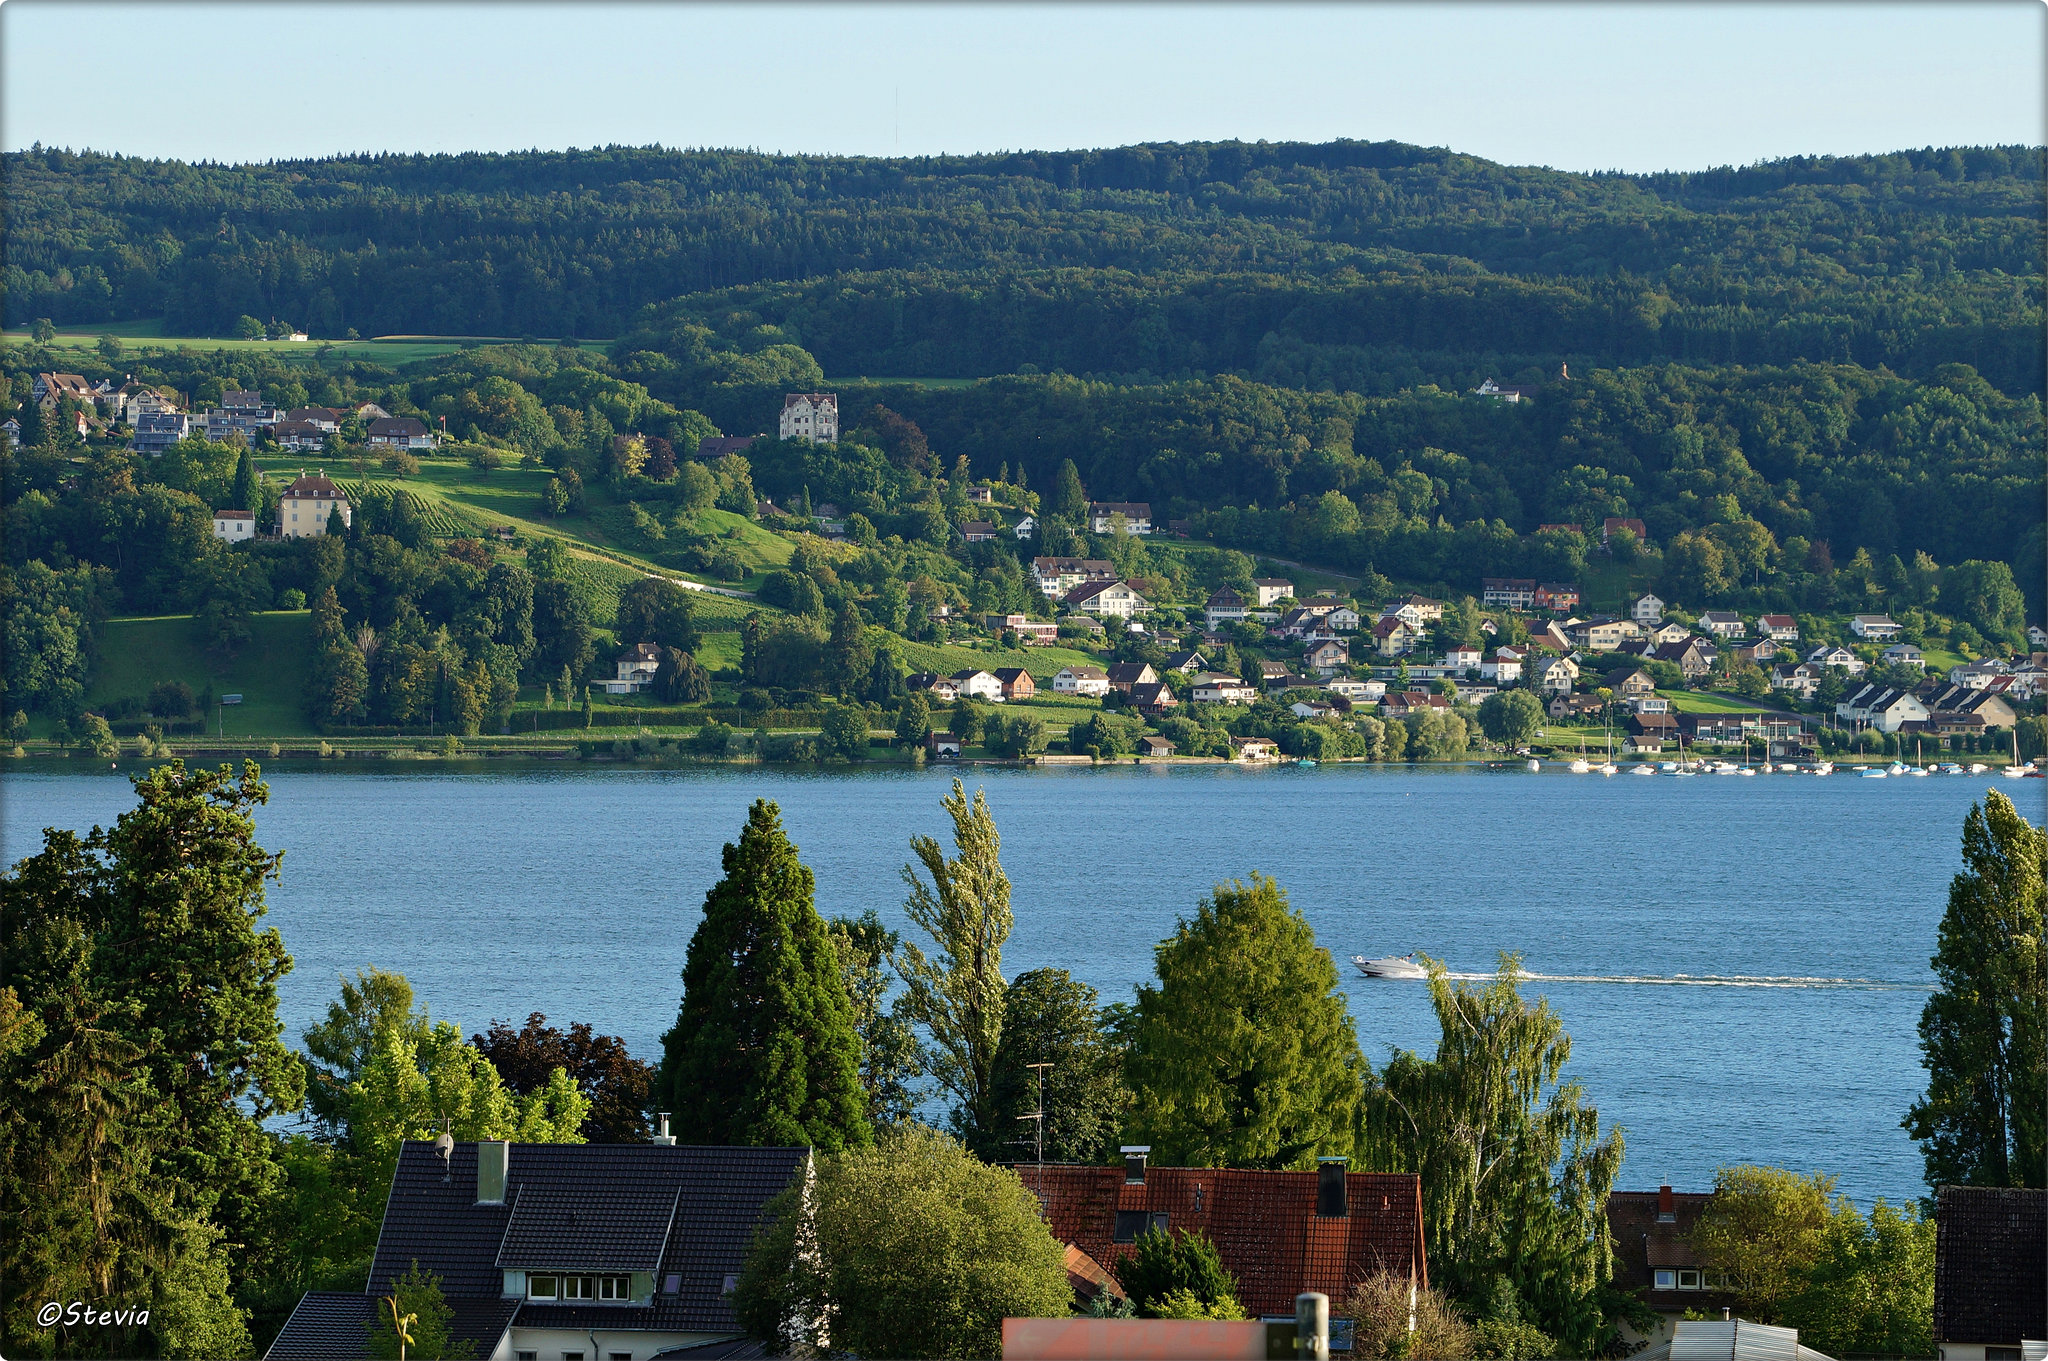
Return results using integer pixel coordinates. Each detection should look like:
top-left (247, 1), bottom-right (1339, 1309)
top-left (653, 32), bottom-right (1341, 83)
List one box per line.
top-left (8, 140), bottom-right (2042, 395)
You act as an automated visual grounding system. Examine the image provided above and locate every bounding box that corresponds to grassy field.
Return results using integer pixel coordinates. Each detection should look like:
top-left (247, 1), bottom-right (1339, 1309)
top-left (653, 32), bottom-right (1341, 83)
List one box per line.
top-left (1661, 689), bottom-right (1784, 713)
top-left (889, 637), bottom-right (1102, 678)
top-left (84, 613), bottom-right (317, 738)
top-left (837, 375), bottom-right (985, 390)
top-left (6, 323), bottom-right (610, 367)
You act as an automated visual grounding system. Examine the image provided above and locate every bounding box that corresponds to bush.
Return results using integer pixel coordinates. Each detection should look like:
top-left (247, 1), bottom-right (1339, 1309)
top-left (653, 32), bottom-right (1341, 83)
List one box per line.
top-left (1113, 1229), bottom-right (1244, 1319)
top-left (1344, 1272), bottom-right (1473, 1359)
top-left (278, 587), bottom-right (308, 610)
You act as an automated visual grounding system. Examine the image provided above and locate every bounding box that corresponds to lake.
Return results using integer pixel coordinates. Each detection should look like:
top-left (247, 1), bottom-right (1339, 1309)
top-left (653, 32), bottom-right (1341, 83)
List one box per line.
top-left (7, 761), bottom-right (2040, 1206)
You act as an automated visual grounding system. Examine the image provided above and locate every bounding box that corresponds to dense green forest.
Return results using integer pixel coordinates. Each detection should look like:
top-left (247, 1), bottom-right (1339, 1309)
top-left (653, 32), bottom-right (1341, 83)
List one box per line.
top-left (7, 140), bottom-right (2043, 394)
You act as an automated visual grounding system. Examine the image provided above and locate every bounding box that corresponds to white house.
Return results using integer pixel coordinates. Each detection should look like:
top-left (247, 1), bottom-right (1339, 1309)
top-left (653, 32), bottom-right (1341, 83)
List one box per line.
top-left (1305, 639), bottom-right (1350, 675)
top-left (1947, 660), bottom-right (2010, 690)
top-left (278, 471), bottom-right (352, 539)
top-left (1441, 644), bottom-right (1484, 672)
top-left (1012, 515), bottom-right (1037, 541)
top-left (1052, 665), bottom-right (1111, 698)
top-left (1204, 588), bottom-right (1248, 629)
top-left (1290, 701), bottom-right (1336, 720)
top-left (779, 393), bottom-right (838, 444)
top-left (1031, 557), bottom-right (1116, 597)
top-left (1850, 614), bottom-right (1902, 641)
top-left (1192, 674), bottom-right (1258, 705)
top-left (1483, 578), bottom-right (1537, 611)
top-left (211, 510), bottom-right (256, 542)
top-left (1879, 644), bottom-right (1925, 669)
top-left (1771, 664), bottom-right (1821, 701)
top-left (1062, 580), bottom-right (1151, 619)
top-left (1756, 614), bottom-right (1800, 641)
top-left (1325, 678), bottom-right (1385, 702)
top-left (1481, 649), bottom-right (1524, 684)
top-left (1697, 611), bottom-right (1747, 639)
top-left (1086, 501), bottom-right (1153, 535)
top-left (1837, 683), bottom-right (1928, 732)
top-left (1372, 616), bottom-right (1419, 657)
top-left (1532, 655), bottom-right (1580, 695)
top-left (366, 416), bottom-right (436, 450)
top-left (1631, 593), bottom-right (1665, 625)
top-left (950, 670), bottom-right (1004, 702)
top-left (1806, 644), bottom-right (1865, 675)
top-left (600, 643), bottom-right (662, 695)
top-left (1251, 578), bottom-right (1296, 608)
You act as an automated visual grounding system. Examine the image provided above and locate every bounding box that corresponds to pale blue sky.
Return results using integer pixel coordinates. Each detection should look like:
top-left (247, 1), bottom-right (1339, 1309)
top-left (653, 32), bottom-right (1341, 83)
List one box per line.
top-left (3, 3), bottom-right (2041, 172)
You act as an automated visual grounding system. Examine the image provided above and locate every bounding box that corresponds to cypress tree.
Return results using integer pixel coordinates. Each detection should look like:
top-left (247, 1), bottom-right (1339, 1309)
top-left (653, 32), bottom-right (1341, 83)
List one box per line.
top-left (232, 446), bottom-right (259, 511)
top-left (658, 800), bottom-right (871, 1150)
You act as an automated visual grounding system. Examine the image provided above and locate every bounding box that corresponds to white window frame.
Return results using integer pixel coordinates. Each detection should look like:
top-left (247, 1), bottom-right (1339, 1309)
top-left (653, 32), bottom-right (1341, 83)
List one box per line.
top-left (527, 1274), bottom-right (558, 1299)
top-left (1677, 1268), bottom-right (1702, 1290)
top-left (1653, 1268), bottom-right (1676, 1289)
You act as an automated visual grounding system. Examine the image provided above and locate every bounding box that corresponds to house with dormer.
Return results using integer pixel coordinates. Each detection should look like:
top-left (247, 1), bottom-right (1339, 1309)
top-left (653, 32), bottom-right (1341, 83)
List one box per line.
top-left (264, 1135), bottom-right (806, 1361)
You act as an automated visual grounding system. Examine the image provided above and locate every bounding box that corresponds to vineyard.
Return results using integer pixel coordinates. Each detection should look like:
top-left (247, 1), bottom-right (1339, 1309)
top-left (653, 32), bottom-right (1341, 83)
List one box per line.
top-left (344, 480), bottom-right (488, 538)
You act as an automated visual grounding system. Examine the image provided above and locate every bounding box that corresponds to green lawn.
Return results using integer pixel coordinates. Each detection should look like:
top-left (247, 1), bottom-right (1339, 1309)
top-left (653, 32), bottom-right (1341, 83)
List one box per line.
top-left (837, 375), bottom-right (985, 390)
top-left (9, 325), bottom-right (609, 367)
top-left (1577, 558), bottom-right (1660, 614)
top-left (86, 613), bottom-right (316, 738)
top-left (1661, 689), bottom-right (1781, 714)
top-left (890, 637), bottom-right (1104, 678)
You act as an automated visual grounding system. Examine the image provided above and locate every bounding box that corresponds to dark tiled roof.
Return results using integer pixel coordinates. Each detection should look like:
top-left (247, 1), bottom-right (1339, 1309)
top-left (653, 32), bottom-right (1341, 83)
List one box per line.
top-left (366, 1141), bottom-right (805, 1334)
top-left (498, 1181), bottom-right (681, 1271)
top-left (1606, 1190), bottom-right (1734, 1314)
top-left (263, 1293), bottom-right (517, 1361)
top-left (1935, 1186), bottom-right (2046, 1343)
top-left (265, 1292), bottom-right (372, 1361)
top-left (1024, 1164), bottom-right (1424, 1317)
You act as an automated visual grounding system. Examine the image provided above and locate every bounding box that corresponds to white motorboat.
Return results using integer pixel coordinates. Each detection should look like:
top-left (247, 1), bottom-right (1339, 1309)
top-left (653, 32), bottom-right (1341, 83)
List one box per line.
top-left (1968, 763), bottom-right (1987, 774)
top-left (1632, 764), bottom-right (1656, 775)
top-left (1352, 954), bottom-right (1429, 980)
top-left (2003, 764), bottom-right (2033, 779)
top-left (1712, 761), bottom-right (1739, 774)
top-left (1886, 762), bottom-right (1910, 776)
top-left (1527, 759), bottom-right (1541, 772)
top-left (1597, 762), bottom-right (1618, 776)
top-left (1813, 762), bottom-right (1833, 776)
top-left (1569, 759), bottom-right (1592, 774)
top-left (1737, 766), bottom-right (1756, 776)
top-left (1862, 768), bottom-right (1887, 779)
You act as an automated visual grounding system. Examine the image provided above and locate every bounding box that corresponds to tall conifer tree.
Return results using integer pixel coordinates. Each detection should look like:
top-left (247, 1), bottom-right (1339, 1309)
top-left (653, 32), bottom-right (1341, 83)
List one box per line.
top-left (658, 800), bottom-right (870, 1151)
top-left (1904, 789), bottom-right (2046, 1188)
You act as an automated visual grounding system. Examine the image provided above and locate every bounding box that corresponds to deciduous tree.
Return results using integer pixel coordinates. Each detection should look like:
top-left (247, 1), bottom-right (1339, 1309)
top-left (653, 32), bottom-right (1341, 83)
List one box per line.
top-left (474, 1012), bottom-right (654, 1143)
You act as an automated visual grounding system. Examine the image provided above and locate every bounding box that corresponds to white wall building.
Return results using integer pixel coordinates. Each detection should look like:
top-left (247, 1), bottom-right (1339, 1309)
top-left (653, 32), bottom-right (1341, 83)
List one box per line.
top-left (780, 393), bottom-right (839, 444)
top-left (212, 510), bottom-right (256, 541)
top-left (279, 472), bottom-right (352, 539)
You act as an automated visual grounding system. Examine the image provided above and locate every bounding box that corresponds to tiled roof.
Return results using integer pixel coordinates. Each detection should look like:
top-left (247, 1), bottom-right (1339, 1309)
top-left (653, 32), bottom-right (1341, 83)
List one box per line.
top-left (285, 474), bottom-right (347, 499)
top-left (1024, 1165), bottom-right (1424, 1316)
top-left (1606, 1190), bottom-right (1734, 1315)
top-left (497, 1181), bottom-right (680, 1272)
top-left (1935, 1186), bottom-right (2046, 1343)
top-left (264, 1292), bottom-right (518, 1361)
top-left (365, 1141), bottom-right (805, 1334)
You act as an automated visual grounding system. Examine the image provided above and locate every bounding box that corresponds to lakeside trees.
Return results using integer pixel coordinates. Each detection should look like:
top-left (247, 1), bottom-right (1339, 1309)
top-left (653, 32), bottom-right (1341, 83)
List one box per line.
top-left (1903, 789), bottom-right (2047, 1189)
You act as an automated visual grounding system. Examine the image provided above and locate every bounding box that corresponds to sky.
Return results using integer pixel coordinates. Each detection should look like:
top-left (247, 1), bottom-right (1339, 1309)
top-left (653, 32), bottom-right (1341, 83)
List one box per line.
top-left (2, 2), bottom-right (2042, 172)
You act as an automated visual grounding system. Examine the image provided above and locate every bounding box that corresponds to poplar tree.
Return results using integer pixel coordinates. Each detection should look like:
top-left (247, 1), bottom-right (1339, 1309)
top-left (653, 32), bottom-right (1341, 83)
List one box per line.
top-left (658, 800), bottom-right (870, 1151)
top-left (898, 780), bottom-right (1013, 1143)
top-left (1903, 789), bottom-right (2046, 1188)
top-left (233, 446), bottom-right (260, 512)
top-left (1124, 874), bottom-right (1363, 1170)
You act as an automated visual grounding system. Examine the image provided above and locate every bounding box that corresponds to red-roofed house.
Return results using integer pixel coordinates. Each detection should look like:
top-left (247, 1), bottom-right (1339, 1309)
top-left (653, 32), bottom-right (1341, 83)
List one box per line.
top-left (1022, 1157), bottom-right (1426, 1318)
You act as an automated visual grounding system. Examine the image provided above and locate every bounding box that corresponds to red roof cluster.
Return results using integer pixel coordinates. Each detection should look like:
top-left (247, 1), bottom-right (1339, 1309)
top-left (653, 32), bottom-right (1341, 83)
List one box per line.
top-left (1022, 1164), bottom-right (1426, 1317)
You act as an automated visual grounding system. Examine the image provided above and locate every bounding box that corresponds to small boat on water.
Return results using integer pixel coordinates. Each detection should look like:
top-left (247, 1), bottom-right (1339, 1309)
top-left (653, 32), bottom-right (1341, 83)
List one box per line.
top-left (1967, 763), bottom-right (1988, 774)
top-left (1351, 954), bottom-right (1429, 980)
top-left (1737, 766), bottom-right (1757, 776)
top-left (1296, 758), bottom-right (1317, 768)
top-left (1569, 759), bottom-right (1592, 774)
top-left (1886, 762), bottom-right (1911, 776)
top-left (1862, 768), bottom-right (1888, 779)
top-left (1632, 764), bottom-right (1656, 775)
top-left (1527, 759), bottom-right (1541, 773)
top-left (1813, 762), bottom-right (1834, 776)
top-left (1597, 762), bottom-right (1618, 776)
top-left (2003, 763), bottom-right (2035, 779)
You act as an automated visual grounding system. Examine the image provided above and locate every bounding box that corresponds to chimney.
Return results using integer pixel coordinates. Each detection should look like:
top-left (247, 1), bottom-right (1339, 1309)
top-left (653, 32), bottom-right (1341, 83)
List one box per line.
top-left (1317, 1156), bottom-right (1349, 1218)
top-left (476, 1140), bottom-right (509, 1205)
top-left (1657, 1184), bottom-right (1675, 1222)
top-left (1121, 1145), bottom-right (1150, 1185)
top-left (652, 1112), bottom-right (675, 1147)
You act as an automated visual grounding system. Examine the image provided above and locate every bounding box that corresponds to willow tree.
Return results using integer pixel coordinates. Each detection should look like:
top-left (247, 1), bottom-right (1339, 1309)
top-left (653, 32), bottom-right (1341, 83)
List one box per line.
top-left (1903, 789), bottom-right (2046, 1189)
top-left (1358, 955), bottom-right (1625, 1354)
top-left (659, 800), bottom-right (870, 1151)
top-left (1124, 874), bottom-right (1364, 1169)
top-left (897, 780), bottom-right (1013, 1144)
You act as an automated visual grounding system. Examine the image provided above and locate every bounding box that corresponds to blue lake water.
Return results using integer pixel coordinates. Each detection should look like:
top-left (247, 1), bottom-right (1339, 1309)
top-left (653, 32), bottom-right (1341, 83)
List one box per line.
top-left (6, 762), bottom-right (2041, 1206)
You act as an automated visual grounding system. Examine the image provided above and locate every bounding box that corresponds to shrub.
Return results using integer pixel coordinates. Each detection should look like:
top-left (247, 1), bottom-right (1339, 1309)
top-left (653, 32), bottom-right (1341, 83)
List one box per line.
top-left (1344, 1272), bottom-right (1473, 1359)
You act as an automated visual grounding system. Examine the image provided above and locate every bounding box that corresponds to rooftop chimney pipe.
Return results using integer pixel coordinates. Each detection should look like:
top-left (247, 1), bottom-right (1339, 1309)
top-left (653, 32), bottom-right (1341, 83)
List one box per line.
top-left (1657, 1184), bottom-right (1675, 1222)
top-left (1120, 1145), bottom-right (1150, 1184)
top-left (1317, 1156), bottom-right (1349, 1218)
top-left (652, 1113), bottom-right (675, 1147)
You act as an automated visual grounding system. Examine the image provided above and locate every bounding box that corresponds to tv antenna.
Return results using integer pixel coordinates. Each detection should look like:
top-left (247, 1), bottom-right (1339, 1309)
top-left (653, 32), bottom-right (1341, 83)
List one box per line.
top-left (1015, 1062), bottom-right (1054, 1204)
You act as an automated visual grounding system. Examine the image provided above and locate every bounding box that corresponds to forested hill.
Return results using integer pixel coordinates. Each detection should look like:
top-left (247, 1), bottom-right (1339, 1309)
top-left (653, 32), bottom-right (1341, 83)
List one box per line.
top-left (6, 140), bottom-right (2043, 394)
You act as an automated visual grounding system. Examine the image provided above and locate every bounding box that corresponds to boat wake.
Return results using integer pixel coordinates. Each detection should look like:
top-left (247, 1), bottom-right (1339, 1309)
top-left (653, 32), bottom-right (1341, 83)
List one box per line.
top-left (1431, 971), bottom-right (1929, 991)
